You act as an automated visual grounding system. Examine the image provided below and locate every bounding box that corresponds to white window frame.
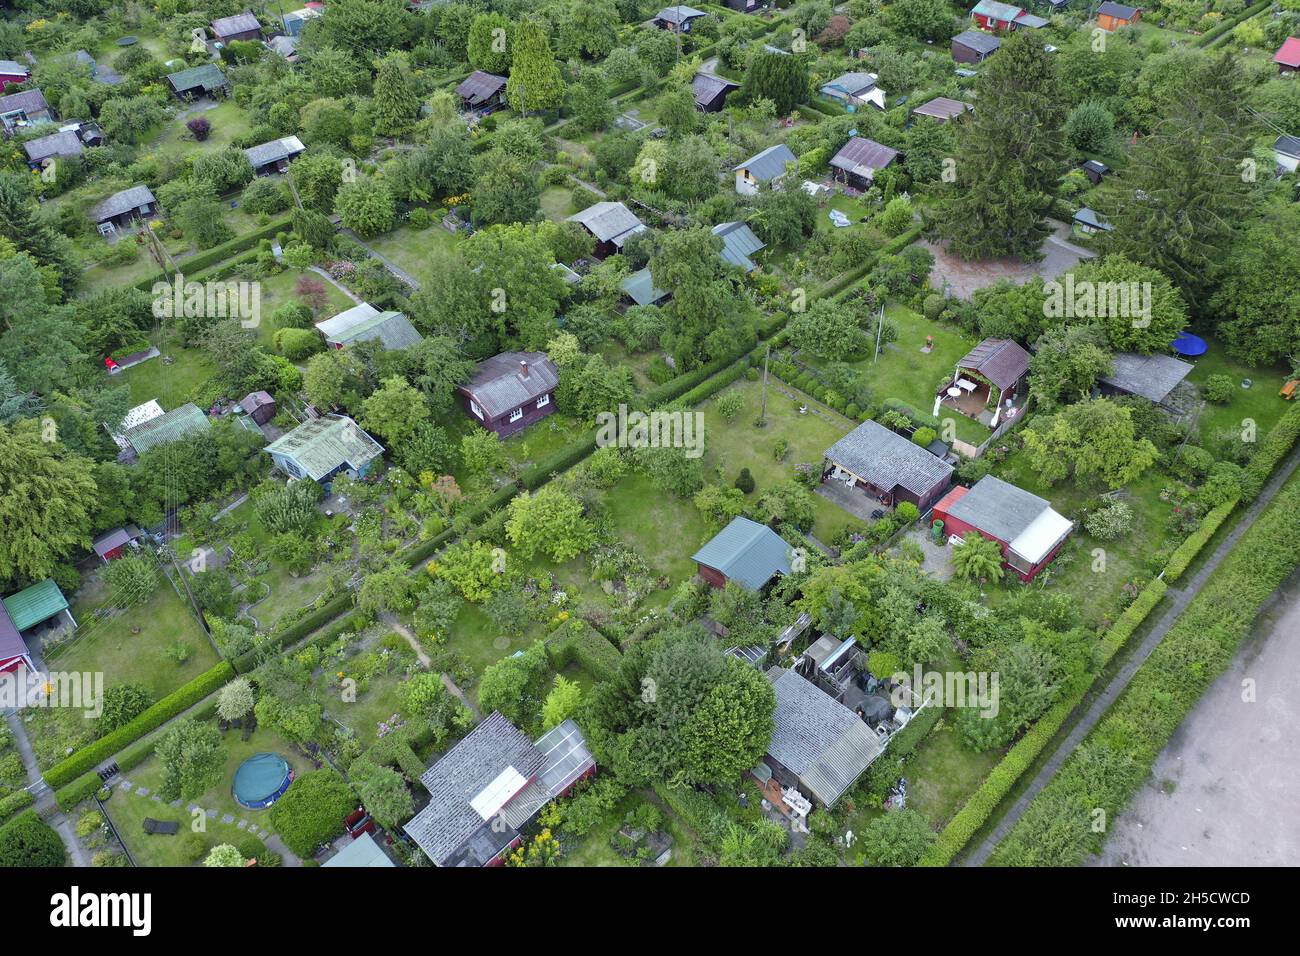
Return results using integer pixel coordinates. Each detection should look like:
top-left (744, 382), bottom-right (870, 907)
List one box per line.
top-left (509, 407), bottom-right (524, 423)
top-left (470, 399), bottom-right (484, 420)
top-left (536, 394), bottom-right (550, 409)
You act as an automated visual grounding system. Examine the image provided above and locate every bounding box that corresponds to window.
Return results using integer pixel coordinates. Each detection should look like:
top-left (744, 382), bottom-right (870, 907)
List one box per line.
top-left (470, 400), bottom-right (484, 420)
top-left (536, 394), bottom-right (550, 409)
top-left (509, 407), bottom-right (524, 423)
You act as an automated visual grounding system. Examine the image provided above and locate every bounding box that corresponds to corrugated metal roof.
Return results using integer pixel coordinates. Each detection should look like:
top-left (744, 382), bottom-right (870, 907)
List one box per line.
top-left (2, 579), bottom-right (69, 632)
top-left (821, 71), bottom-right (877, 97)
top-left (92, 526), bottom-right (140, 557)
top-left (692, 516), bottom-right (792, 591)
top-left (945, 475), bottom-right (1050, 545)
top-left (125, 403), bottom-right (210, 455)
top-left (566, 201), bottom-right (646, 246)
top-left (825, 420), bottom-right (953, 498)
top-left (264, 414), bottom-right (383, 482)
top-left (621, 267), bottom-right (668, 306)
top-left (972, 0), bottom-right (1025, 21)
top-left (460, 352), bottom-right (559, 419)
top-left (1276, 37), bottom-right (1300, 68)
top-left (316, 304), bottom-right (421, 350)
top-left (167, 63), bottom-right (228, 93)
top-left (766, 667), bottom-right (883, 806)
top-left (957, 338), bottom-right (1030, 391)
top-left (655, 5), bottom-right (707, 23)
top-left (322, 831), bottom-right (395, 868)
top-left (455, 70), bottom-right (506, 105)
top-left (211, 12), bottom-right (262, 36)
top-left (712, 221), bottom-right (765, 272)
top-left (734, 143), bottom-right (797, 182)
top-left (244, 135), bottom-right (304, 168)
top-left (829, 137), bottom-right (897, 178)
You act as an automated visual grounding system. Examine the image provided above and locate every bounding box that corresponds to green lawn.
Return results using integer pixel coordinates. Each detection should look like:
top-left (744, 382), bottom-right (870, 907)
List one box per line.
top-left (540, 185), bottom-right (577, 222)
top-left (117, 329), bottom-right (218, 408)
top-left (1184, 342), bottom-right (1290, 445)
top-left (321, 668), bottom-right (414, 746)
top-left (558, 789), bottom-right (702, 867)
top-left (144, 100), bottom-right (256, 164)
top-left (250, 267), bottom-right (356, 351)
top-left (103, 723), bottom-right (314, 867)
top-left (904, 713), bottom-right (1002, 828)
top-left (54, 583), bottom-right (220, 701)
top-left (363, 221), bottom-right (461, 280)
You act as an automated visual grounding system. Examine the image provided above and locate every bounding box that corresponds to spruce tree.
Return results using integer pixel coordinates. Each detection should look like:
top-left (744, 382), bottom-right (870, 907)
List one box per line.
top-left (506, 19), bottom-right (565, 115)
top-left (372, 52), bottom-right (420, 137)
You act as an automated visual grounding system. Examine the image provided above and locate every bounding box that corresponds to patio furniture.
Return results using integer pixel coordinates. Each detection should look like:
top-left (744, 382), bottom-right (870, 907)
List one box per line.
top-left (143, 818), bottom-right (179, 835)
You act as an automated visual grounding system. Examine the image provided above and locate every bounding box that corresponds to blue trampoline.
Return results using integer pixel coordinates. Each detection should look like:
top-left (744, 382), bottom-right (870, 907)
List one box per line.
top-left (1172, 331), bottom-right (1208, 357)
top-left (232, 753), bottom-right (293, 810)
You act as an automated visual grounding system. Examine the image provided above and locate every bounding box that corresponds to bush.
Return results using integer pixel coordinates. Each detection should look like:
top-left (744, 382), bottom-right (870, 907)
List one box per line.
top-left (1240, 402), bottom-right (1300, 500)
top-left (735, 467), bottom-right (755, 494)
top-left (545, 620), bottom-right (622, 683)
top-left (1201, 374), bottom-right (1236, 404)
top-left (1164, 498), bottom-right (1236, 583)
top-left (274, 327), bottom-right (323, 360)
top-left (1083, 500), bottom-right (1135, 540)
top-left (0, 811), bottom-right (66, 867)
top-left (268, 769), bottom-right (356, 857)
top-left (911, 426), bottom-right (936, 448)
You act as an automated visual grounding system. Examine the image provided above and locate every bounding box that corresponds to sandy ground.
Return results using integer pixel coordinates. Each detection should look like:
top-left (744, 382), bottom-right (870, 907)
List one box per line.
top-left (923, 221), bottom-right (1096, 299)
top-left (1094, 568), bottom-right (1300, 867)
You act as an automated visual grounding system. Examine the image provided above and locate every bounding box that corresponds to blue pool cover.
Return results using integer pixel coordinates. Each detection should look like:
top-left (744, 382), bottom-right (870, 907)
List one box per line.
top-left (1172, 331), bottom-right (1208, 357)
top-left (232, 753), bottom-right (293, 809)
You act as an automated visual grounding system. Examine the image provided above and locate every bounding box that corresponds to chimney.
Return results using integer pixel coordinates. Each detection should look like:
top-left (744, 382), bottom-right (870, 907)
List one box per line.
top-left (520, 359), bottom-right (529, 378)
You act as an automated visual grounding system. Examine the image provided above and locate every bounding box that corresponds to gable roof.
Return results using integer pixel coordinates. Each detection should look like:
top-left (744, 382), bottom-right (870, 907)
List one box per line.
top-left (1015, 11), bottom-right (1050, 27)
top-left (264, 414), bottom-right (383, 481)
top-left (322, 832), bottom-right (395, 868)
top-left (1097, 1), bottom-right (1139, 18)
top-left (167, 63), bottom-right (228, 93)
top-left (972, 0), bottom-right (1025, 20)
top-left (825, 420), bottom-right (954, 498)
top-left (566, 201), bottom-right (646, 247)
top-left (620, 267), bottom-right (669, 306)
top-left (957, 338), bottom-right (1031, 390)
top-left (1100, 352), bottom-right (1193, 404)
top-left (240, 390), bottom-right (274, 412)
top-left (734, 143), bottom-right (797, 182)
top-left (125, 402), bottom-right (210, 455)
top-left (23, 129), bottom-right (83, 163)
top-left (92, 526), bottom-right (141, 558)
top-left (0, 60), bottom-right (29, 77)
top-left (1275, 134), bottom-right (1300, 158)
top-left (953, 29), bottom-right (1002, 56)
top-left (244, 135), bottom-right (304, 168)
top-left (712, 220), bottom-right (765, 272)
top-left (0, 88), bottom-right (49, 117)
top-left (2, 579), bottom-right (69, 632)
top-left (211, 12), bottom-right (262, 36)
top-left (1072, 206), bottom-right (1112, 230)
top-left (692, 71), bottom-right (738, 107)
top-left (829, 137), bottom-right (898, 178)
top-left (455, 70), bottom-right (507, 105)
top-left (655, 5), bottom-right (707, 23)
top-left (267, 35), bottom-right (299, 58)
top-left (912, 96), bottom-right (971, 121)
top-left (942, 475), bottom-right (1051, 544)
top-left (0, 603), bottom-right (28, 665)
top-left (315, 303), bottom-right (422, 350)
top-left (692, 516), bottom-right (792, 591)
top-left (1081, 159), bottom-right (1109, 175)
top-left (1276, 37), bottom-right (1300, 68)
top-left (766, 667), bottom-right (884, 806)
top-left (89, 184), bottom-right (156, 222)
top-left (822, 71), bottom-right (878, 97)
top-left (460, 352), bottom-right (559, 419)
top-left (404, 712), bottom-right (547, 866)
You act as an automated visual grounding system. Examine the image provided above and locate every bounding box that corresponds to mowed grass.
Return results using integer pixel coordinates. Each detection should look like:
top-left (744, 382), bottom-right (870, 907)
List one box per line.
top-left (145, 100), bottom-right (256, 164)
top-left (904, 714), bottom-right (1002, 828)
top-left (55, 584), bottom-right (220, 700)
top-left (1184, 342), bottom-right (1290, 444)
top-left (540, 185), bottom-right (577, 221)
top-left (250, 267), bottom-right (356, 351)
top-left (364, 221), bottom-right (461, 279)
top-left (117, 329), bottom-right (217, 408)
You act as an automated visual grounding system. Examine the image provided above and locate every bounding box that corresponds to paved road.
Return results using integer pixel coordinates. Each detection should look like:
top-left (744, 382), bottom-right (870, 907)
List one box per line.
top-left (1094, 567), bottom-right (1300, 866)
top-left (966, 443), bottom-right (1300, 865)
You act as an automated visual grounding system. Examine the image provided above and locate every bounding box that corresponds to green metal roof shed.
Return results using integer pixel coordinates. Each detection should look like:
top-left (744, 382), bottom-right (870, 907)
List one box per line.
top-left (124, 403), bottom-right (211, 456)
top-left (3, 579), bottom-right (74, 631)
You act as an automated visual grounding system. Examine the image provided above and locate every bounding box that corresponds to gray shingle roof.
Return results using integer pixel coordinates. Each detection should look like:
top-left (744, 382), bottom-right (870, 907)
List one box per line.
top-left (0, 89), bottom-right (49, 117)
top-left (692, 516), bottom-right (792, 591)
top-left (211, 12), bottom-right (262, 37)
top-left (404, 712), bottom-right (546, 866)
top-left (455, 70), bottom-right (506, 105)
top-left (912, 96), bottom-right (971, 121)
top-left (734, 143), bottom-right (797, 182)
top-left (263, 414), bottom-right (383, 481)
top-left (167, 63), bottom-right (228, 93)
top-left (124, 403), bottom-right (210, 455)
top-left (1097, 1), bottom-right (1139, 18)
top-left (829, 137), bottom-right (897, 178)
top-left (1275, 134), bottom-right (1300, 158)
top-left (89, 184), bottom-right (156, 222)
top-left (692, 71), bottom-right (738, 108)
top-left (23, 129), bottom-right (83, 163)
top-left (953, 29), bottom-right (1001, 56)
top-left (712, 220), bottom-right (765, 272)
top-left (460, 352), bottom-right (559, 419)
top-left (945, 475), bottom-right (1050, 545)
top-left (766, 667), bottom-right (884, 806)
top-left (822, 71), bottom-right (877, 97)
top-left (244, 135), bottom-right (304, 169)
top-left (1101, 352), bottom-right (1193, 404)
top-left (655, 5), bottom-right (707, 24)
top-left (958, 338), bottom-right (1031, 391)
top-left (566, 201), bottom-right (646, 246)
top-left (621, 267), bottom-right (668, 306)
top-left (824, 420), bottom-right (954, 498)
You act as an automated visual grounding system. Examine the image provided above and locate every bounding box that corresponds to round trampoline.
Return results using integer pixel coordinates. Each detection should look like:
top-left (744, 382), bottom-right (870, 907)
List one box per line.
top-left (232, 753), bottom-right (294, 810)
top-left (1172, 331), bottom-right (1209, 357)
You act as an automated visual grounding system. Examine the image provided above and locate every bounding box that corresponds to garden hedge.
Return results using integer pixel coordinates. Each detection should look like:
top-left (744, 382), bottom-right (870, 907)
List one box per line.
top-left (131, 216), bottom-right (293, 291)
top-left (546, 620), bottom-right (623, 683)
top-left (654, 783), bottom-right (732, 851)
top-left (44, 661), bottom-right (235, 789)
top-left (1239, 401), bottom-right (1300, 501)
top-left (1195, 0), bottom-right (1269, 47)
top-left (1163, 498), bottom-right (1238, 584)
top-left (991, 466), bottom-right (1300, 866)
top-left (920, 579), bottom-right (1169, 866)
top-left (55, 771), bottom-right (104, 812)
top-left (818, 226), bottom-right (925, 301)
top-left (0, 789), bottom-right (34, 826)
top-left (232, 594), bottom-right (354, 673)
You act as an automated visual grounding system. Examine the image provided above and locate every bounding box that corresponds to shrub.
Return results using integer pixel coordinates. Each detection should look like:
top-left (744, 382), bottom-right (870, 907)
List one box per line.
top-left (0, 811), bottom-right (66, 867)
top-left (1201, 374), bottom-right (1236, 404)
top-left (1084, 500), bottom-right (1135, 540)
top-left (545, 620), bottom-right (622, 683)
top-left (268, 769), bottom-right (356, 858)
top-left (735, 467), bottom-right (755, 494)
top-left (716, 391), bottom-right (744, 423)
top-left (1164, 498), bottom-right (1236, 583)
top-left (911, 426), bottom-right (936, 448)
top-left (274, 327), bottom-right (323, 360)
top-left (187, 117), bottom-right (211, 141)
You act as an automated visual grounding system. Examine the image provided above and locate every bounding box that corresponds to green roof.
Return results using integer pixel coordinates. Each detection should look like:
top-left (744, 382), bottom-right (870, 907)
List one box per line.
top-left (125, 403), bottom-right (211, 455)
top-left (167, 63), bottom-right (228, 92)
top-left (264, 415), bottom-right (384, 481)
top-left (2, 579), bottom-right (69, 631)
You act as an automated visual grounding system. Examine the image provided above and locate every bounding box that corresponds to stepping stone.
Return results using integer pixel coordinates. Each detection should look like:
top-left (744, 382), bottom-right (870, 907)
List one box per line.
top-left (135, 786), bottom-right (148, 796)
top-left (257, 829), bottom-right (269, 839)
top-left (205, 809), bottom-right (217, 819)
top-left (150, 794), bottom-right (161, 803)
top-left (118, 782), bottom-right (133, 792)
top-left (220, 813), bottom-right (235, 824)
top-left (237, 820), bottom-right (248, 830)
top-left (170, 800), bottom-right (182, 809)
top-left (187, 804), bottom-right (200, 813)
top-left (119, 779), bottom-right (132, 789)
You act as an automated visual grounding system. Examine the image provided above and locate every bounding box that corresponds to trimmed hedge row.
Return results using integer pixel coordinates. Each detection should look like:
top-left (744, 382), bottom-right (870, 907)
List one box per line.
top-left (0, 789), bottom-right (34, 825)
top-left (546, 620), bottom-right (623, 683)
top-left (1195, 0), bottom-right (1270, 47)
top-left (818, 226), bottom-right (925, 301)
top-left (44, 661), bottom-right (236, 789)
top-left (232, 594), bottom-right (354, 673)
top-left (1163, 498), bottom-right (1238, 584)
top-left (653, 783), bottom-right (731, 850)
top-left (131, 216), bottom-right (293, 291)
top-left (55, 771), bottom-right (105, 812)
top-left (991, 466), bottom-right (1300, 866)
top-left (1240, 401), bottom-right (1300, 501)
top-left (920, 578), bottom-right (1169, 866)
